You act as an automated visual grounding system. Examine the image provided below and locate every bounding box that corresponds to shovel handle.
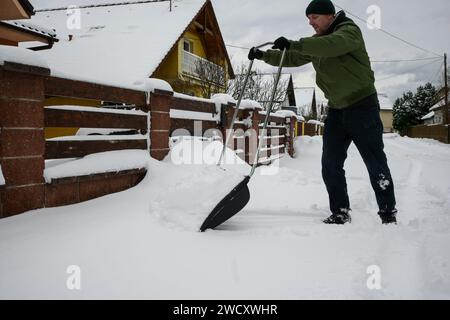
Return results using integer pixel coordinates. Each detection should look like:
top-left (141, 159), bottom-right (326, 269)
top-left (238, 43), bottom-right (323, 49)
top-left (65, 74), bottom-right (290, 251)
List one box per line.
top-left (249, 48), bottom-right (287, 177)
top-left (217, 42), bottom-right (275, 167)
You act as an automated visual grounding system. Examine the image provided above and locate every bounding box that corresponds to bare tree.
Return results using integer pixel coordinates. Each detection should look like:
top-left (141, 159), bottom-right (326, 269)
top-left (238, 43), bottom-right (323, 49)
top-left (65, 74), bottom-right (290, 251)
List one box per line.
top-left (227, 63), bottom-right (289, 111)
top-left (190, 56), bottom-right (227, 98)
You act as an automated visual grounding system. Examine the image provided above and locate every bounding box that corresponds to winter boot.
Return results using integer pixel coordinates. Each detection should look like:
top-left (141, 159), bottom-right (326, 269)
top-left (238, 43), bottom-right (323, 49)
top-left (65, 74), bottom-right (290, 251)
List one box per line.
top-left (323, 211), bottom-right (352, 225)
top-left (378, 209), bottom-right (397, 224)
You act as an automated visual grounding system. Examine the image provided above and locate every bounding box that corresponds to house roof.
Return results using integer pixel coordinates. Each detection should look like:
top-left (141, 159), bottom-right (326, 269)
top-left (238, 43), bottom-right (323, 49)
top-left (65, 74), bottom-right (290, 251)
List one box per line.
top-left (21, 0), bottom-right (228, 88)
top-left (1, 0), bottom-right (34, 20)
top-left (421, 111), bottom-right (435, 120)
top-left (430, 98), bottom-right (446, 111)
top-left (0, 20), bottom-right (58, 44)
top-left (378, 93), bottom-right (393, 111)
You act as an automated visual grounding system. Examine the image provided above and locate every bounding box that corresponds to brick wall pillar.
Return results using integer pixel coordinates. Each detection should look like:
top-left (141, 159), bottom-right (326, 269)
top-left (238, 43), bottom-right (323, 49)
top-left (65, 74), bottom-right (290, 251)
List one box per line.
top-left (0, 63), bottom-right (49, 218)
top-left (148, 89), bottom-right (173, 160)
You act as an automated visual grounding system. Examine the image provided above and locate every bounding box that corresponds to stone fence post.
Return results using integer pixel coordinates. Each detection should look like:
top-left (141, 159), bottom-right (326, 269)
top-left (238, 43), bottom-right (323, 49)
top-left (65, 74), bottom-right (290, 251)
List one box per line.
top-left (0, 62), bottom-right (49, 217)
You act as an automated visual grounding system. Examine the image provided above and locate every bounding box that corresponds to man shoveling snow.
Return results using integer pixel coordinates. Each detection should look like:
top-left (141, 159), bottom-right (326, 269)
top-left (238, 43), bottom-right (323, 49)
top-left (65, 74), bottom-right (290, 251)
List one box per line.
top-left (248, 0), bottom-right (397, 225)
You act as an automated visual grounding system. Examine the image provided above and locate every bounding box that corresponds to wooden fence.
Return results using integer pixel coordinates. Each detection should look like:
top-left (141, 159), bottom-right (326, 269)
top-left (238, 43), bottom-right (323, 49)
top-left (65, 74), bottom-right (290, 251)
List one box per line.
top-left (0, 61), bottom-right (320, 218)
top-left (406, 124), bottom-right (449, 144)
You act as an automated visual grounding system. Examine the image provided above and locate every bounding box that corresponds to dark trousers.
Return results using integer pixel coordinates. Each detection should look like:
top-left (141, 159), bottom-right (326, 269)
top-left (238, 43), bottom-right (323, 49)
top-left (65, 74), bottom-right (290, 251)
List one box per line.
top-left (321, 94), bottom-right (396, 215)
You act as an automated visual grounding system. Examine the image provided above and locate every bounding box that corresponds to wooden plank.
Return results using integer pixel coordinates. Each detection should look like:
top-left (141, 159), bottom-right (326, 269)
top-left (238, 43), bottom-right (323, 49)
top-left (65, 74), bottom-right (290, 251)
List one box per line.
top-left (257, 113), bottom-right (286, 123)
top-left (45, 140), bottom-right (147, 159)
top-left (44, 76), bottom-right (146, 106)
top-left (171, 96), bottom-right (216, 113)
top-left (44, 108), bottom-right (147, 130)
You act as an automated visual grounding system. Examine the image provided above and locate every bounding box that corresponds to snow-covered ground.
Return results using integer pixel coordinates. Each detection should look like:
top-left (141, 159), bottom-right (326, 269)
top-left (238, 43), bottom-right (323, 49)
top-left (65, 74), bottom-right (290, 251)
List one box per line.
top-left (0, 134), bottom-right (449, 299)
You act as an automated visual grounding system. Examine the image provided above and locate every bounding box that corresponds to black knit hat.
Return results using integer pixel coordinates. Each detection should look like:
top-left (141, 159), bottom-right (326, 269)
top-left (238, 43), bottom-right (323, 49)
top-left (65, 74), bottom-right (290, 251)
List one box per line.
top-left (306, 0), bottom-right (336, 16)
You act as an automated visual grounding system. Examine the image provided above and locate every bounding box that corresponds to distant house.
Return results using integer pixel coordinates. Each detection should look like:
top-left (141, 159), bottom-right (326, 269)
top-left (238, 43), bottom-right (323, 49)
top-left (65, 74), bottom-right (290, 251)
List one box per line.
top-left (0, 0), bottom-right (57, 49)
top-left (227, 73), bottom-right (295, 110)
top-left (378, 93), bottom-right (394, 133)
top-left (293, 87), bottom-right (316, 118)
top-left (259, 74), bottom-right (295, 109)
top-left (422, 87), bottom-right (449, 125)
top-left (24, 0), bottom-right (233, 96)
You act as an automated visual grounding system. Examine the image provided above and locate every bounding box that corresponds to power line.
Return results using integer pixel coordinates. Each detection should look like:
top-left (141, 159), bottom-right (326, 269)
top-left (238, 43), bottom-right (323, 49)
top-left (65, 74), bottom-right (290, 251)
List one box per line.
top-left (333, 2), bottom-right (443, 58)
top-left (429, 60), bottom-right (445, 85)
top-left (226, 42), bottom-right (442, 63)
top-left (226, 43), bottom-right (250, 50)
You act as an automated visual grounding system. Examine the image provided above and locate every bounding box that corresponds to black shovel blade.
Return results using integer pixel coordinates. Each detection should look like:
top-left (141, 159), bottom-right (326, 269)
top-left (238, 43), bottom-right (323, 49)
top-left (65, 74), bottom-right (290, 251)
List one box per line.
top-left (200, 176), bottom-right (251, 232)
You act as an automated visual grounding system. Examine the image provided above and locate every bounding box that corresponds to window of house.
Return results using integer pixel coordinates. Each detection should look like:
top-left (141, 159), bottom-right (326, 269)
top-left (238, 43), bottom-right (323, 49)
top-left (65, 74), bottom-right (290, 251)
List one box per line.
top-left (183, 39), bottom-right (193, 53)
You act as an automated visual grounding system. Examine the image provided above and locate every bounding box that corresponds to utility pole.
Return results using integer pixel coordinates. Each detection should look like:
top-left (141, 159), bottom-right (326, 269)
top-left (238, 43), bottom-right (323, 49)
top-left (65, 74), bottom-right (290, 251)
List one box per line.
top-left (444, 53), bottom-right (448, 125)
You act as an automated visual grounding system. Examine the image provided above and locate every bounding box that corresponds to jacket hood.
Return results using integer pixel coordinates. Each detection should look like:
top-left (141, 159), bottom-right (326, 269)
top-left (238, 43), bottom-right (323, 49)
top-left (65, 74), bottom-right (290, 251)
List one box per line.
top-left (324, 10), bottom-right (357, 35)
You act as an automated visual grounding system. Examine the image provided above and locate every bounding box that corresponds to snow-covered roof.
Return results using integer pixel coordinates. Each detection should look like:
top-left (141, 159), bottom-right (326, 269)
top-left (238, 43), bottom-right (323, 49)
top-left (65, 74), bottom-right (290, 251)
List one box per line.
top-left (430, 100), bottom-right (445, 111)
top-left (22, 0), bottom-right (208, 87)
top-left (421, 111), bottom-right (435, 120)
top-left (378, 93), bottom-right (393, 111)
top-left (1, 20), bottom-right (57, 38)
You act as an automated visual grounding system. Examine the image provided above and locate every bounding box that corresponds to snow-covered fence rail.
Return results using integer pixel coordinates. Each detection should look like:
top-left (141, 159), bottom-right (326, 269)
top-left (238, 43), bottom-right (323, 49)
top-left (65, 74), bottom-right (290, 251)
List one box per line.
top-left (257, 112), bottom-right (288, 164)
top-left (44, 106), bottom-right (148, 159)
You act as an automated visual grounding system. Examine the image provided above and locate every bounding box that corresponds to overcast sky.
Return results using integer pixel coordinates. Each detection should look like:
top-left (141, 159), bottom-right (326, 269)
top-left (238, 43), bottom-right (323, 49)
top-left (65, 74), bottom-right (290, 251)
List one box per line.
top-left (29, 0), bottom-right (450, 104)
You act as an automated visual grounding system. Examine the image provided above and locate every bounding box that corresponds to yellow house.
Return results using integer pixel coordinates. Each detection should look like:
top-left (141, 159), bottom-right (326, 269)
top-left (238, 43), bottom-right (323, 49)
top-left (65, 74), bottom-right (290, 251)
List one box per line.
top-left (378, 93), bottom-right (394, 133)
top-left (22, 0), bottom-right (234, 138)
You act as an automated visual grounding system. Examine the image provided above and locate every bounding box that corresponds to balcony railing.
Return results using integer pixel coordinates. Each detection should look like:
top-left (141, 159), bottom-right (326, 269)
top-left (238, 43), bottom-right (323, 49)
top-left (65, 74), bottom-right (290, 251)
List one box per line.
top-left (182, 50), bottom-right (225, 82)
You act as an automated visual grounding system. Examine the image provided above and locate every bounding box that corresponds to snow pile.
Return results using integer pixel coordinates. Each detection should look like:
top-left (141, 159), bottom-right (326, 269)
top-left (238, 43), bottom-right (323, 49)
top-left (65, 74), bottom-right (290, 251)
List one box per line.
top-left (211, 93), bottom-right (236, 105)
top-left (44, 150), bottom-right (149, 183)
top-left (274, 110), bottom-right (297, 118)
top-left (149, 136), bottom-right (249, 231)
top-left (0, 165), bottom-right (5, 185)
top-left (307, 119), bottom-right (323, 126)
top-left (297, 115), bottom-right (305, 122)
top-left (239, 99), bottom-right (263, 110)
top-left (0, 45), bottom-right (48, 69)
top-left (133, 78), bottom-right (173, 93)
top-left (211, 93), bottom-right (236, 114)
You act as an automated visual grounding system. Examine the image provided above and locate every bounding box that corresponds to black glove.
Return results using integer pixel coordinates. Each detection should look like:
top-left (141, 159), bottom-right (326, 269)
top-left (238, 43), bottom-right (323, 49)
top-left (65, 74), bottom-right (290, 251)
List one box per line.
top-left (272, 36), bottom-right (291, 50)
top-left (248, 47), bottom-right (264, 60)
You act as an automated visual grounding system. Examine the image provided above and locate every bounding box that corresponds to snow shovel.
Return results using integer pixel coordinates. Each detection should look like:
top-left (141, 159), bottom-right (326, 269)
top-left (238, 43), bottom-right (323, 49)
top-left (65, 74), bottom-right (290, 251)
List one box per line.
top-left (200, 45), bottom-right (287, 232)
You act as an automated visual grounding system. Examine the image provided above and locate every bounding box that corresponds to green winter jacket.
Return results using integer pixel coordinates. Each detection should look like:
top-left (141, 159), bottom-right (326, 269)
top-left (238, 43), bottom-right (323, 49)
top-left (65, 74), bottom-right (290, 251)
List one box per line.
top-left (262, 11), bottom-right (376, 109)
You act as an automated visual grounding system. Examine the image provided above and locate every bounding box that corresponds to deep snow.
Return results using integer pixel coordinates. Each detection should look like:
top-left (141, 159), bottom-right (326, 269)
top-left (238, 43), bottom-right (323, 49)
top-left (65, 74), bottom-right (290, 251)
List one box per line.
top-left (0, 134), bottom-right (449, 299)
